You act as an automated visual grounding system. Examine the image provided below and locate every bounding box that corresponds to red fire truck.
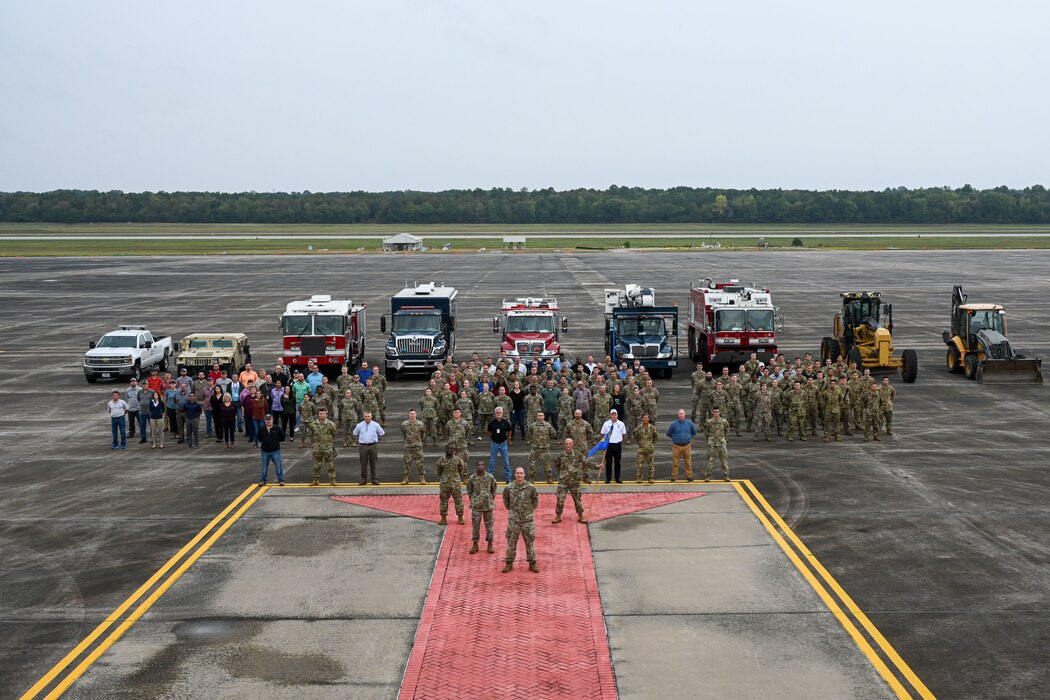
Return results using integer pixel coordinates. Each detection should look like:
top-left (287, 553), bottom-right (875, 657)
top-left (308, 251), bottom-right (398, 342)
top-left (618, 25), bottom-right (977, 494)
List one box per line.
top-left (280, 294), bottom-right (367, 373)
top-left (493, 297), bottom-right (568, 359)
top-left (687, 278), bottom-right (780, 365)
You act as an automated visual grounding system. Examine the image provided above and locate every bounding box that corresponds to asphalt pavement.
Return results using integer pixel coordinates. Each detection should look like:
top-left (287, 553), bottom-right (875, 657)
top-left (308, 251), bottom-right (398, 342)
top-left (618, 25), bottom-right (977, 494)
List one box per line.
top-left (1, 250), bottom-right (1048, 698)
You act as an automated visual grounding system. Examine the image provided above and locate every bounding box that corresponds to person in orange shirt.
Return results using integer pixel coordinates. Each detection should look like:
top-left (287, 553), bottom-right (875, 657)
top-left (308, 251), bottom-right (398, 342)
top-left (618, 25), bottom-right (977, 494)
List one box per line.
top-left (238, 362), bottom-right (259, 387)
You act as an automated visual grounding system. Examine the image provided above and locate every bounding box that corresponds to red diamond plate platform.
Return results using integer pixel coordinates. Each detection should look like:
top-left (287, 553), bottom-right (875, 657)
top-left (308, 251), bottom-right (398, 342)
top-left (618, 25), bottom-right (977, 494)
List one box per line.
top-left (333, 491), bottom-right (704, 699)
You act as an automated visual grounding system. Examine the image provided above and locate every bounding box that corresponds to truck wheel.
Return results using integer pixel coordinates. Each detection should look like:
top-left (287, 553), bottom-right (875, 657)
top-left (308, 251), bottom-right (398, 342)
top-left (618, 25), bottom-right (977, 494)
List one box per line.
top-left (688, 329), bottom-right (696, 361)
top-left (847, 348), bottom-right (862, 369)
top-left (901, 349), bottom-right (919, 383)
top-left (820, 337), bottom-right (834, 363)
top-left (132, 361), bottom-right (141, 381)
top-left (963, 355), bottom-right (977, 380)
top-left (385, 367), bottom-right (398, 382)
top-left (86, 374), bottom-right (98, 384)
top-left (946, 348), bottom-right (962, 374)
top-left (159, 354), bottom-right (169, 372)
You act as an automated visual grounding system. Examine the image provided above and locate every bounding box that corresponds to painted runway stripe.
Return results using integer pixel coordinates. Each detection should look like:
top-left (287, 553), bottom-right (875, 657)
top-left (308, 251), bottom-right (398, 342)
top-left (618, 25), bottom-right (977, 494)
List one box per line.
top-left (742, 479), bottom-right (936, 700)
top-left (20, 484), bottom-right (264, 700)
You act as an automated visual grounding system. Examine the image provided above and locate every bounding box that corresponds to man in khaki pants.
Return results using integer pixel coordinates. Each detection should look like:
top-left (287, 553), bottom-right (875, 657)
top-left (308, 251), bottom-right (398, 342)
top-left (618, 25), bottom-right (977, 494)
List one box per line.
top-left (665, 408), bottom-right (698, 483)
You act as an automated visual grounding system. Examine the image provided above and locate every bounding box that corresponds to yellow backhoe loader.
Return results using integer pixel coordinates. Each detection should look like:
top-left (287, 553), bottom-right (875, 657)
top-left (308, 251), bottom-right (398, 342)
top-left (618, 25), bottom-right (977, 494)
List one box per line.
top-left (943, 286), bottom-right (1042, 384)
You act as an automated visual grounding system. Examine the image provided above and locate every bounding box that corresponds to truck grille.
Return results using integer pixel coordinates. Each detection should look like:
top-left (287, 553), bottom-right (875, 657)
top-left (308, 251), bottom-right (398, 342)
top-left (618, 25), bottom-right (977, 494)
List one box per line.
top-left (516, 341), bottom-right (545, 355)
top-left (398, 337), bottom-right (433, 354)
top-left (630, 344), bottom-right (660, 358)
top-left (89, 358), bottom-right (128, 366)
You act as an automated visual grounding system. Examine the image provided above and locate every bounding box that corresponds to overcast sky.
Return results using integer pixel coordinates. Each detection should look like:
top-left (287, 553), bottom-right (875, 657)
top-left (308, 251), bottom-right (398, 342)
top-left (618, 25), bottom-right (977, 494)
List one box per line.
top-left (1, 1), bottom-right (1047, 192)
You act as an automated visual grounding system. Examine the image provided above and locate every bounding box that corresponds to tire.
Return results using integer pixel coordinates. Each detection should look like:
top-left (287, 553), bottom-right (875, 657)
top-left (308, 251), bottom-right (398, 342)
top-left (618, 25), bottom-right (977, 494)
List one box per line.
top-left (385, 367), bottom-right (398, 381)
top-left (688, 328), bottom-right (696, 361)
top-left (820, 337), bottom-right (833, 363)
top-left (132, 361), bottom-right (141, 381)
top-left (847, 348), bottom-right (862, 369)
top-left (86, 374), bottom-right (98, 384)
top-left (159, 353), bottom-right (168, 372)
top-left (963, 354), bottom-right (977, 380)
top-left (900, 349), bottom-right (919, 383)
top-left (946, 348), bottom-right (962, 374)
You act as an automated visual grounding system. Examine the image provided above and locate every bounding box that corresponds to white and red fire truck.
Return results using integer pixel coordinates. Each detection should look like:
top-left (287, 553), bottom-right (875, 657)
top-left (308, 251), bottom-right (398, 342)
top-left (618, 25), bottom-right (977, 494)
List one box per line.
top-left (280, 294), bottom-right (367, 373)
top-left (493, 297), bottom-right (568, 359)
top-left (687, 278), bottom-right (780, 365)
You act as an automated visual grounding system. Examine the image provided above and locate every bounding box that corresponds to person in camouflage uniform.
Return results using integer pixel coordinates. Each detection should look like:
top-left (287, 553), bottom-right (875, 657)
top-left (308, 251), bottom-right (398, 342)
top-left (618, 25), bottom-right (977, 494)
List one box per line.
top-left (822, 378), bottom-right (844, 442)
top-left (837, 377), bottom-right (854, 436)
top-left (466, 459), bottom-right (497, 554)
top-left (336, 365), bottom-right (355, 394)
top-left (848, 371), bottom-right (866, 430)
top-left (785, 381), bottom-right (808, 441)
top-left (640, 379), bottom-right (660, 424)
top-left (371, 370), bottom-right (387, 424)
top-left (502, 467), bottom-right (540, 573)
top-left (523, 386), bottom-right (543, 443)
top-left (562, 409), bottom-right (593, 456)
top-left (753, 383), bottom-right (773, 442)
top-left (360, 379), bottom-right (382, 431)
top-left (528, 411), bottom-right (557, 483)
top-left (445, 408), bottom-right (471, 480)
top-left (436, 444), bottom-right (465, 525)
top-left (689, 362), bottom-right (705, 422)
top-left (298, 392), bottom-right (318, 448)
top-left (319, 376), bottom-right (338, 410)
top-left (708, 380), bottom-right (729, 420)
top-left (703, 407), bottom-right (731, 481)
top-left (744, 352), bottom-right (761, 376)
top-left (769, 379), bottom-right (784, 435)
top-left (879, 377), bottom-right (895, 435)
top-left (863, 383), bottom-right (883, 441)
top-left (552, 438), bottom-right (600, 524)
top-left (590, 385), bottom-right (612, 433)
top-left (419, 388), bottom-right (440, 446)
top-left (476, 384), bottom-right (496, 442)
top-left (401, 409), bottom-right (427, 484)
top-left (634, 413), bottom-right (659, 483)
top-left (338, 389), bottom-right (361, 448)
top-left (625, 386), bottom-right (644, 437)
top-left (494, 386), bottom-right (514, 433)
top-left (436, 383), bottom-right (456, 440)
top-left (803, 377), bottom-right (820, 436)
top-left (725, 375), bottom-right (744, 437)
top-left (557, 387), bottom-right (575, 432)
top-left (455, 390), bottom-right (475, 442)
top-left (308, 408), bottom-right (338, 486)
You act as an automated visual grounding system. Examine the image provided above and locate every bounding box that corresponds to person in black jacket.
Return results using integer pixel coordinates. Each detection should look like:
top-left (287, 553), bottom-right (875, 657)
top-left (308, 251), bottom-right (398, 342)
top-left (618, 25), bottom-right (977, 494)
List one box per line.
top-left (257, 415), bottom-right (286, 485)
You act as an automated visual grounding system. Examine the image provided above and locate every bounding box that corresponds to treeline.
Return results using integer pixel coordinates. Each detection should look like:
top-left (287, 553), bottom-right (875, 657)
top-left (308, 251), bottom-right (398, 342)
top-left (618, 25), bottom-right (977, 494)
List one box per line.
top-left (2, 185), bottom-right (1049, 224)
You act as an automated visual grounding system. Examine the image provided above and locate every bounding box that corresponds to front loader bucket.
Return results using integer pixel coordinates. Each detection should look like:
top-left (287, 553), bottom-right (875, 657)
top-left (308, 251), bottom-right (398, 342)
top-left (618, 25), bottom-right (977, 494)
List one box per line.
top-left (977, 359), bottom-right (1044, 385)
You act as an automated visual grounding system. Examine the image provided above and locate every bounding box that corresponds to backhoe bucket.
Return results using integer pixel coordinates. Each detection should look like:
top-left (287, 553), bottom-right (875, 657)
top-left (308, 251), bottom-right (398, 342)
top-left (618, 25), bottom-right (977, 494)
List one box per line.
top-left (977, 359), bottom-right (1044, 385)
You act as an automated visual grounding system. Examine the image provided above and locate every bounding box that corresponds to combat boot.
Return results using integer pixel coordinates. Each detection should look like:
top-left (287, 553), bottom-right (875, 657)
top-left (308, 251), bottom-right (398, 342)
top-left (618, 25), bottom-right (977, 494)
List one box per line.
top-left (487, 542), bottom-right (494, 554)
top-left (310, 478), bottom-right (320, 486)
top-left (401, 479), bottom-right (409, 485)
top-left (342, 439), bottom-right (349, 448)
top-left (636, 478), bottom-right (643, 484)
top-left (457, 514), bottom-right (464, 525)
top-left (648, 478), bottom-right (654, 484)
top-left (786, 435), bottom-right (794, 442)
top-left (528, 562), bottom-right (539, 573)
top-left (873, 435), bottom-right (881, 441)
top-left (764, 437), bottom-right (772, 442)
top-left (551, 514), bottom-right (562, 524)
top-left (469, 542), bottom-right (479, 554)
top-left (439, 516), bottom-right (447, 525)
top-left (502, 562), bottom-right (513, 573)
top-left (330, 478), bottom-right (337, 486)
top-left (577, 513), bottom-right (588, 524)
top-left (823, 436), bottom-right (829, 442)
top-left (800, 435), bottom-right (807, 441)
top-left (835, 436), bottom-right (843, 442)
top-left (419, 478), bottom-right (427, 484)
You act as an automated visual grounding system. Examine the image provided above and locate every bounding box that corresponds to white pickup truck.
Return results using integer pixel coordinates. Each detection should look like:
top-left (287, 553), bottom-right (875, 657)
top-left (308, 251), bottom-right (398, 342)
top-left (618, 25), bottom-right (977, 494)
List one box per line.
top-left (83, 325), bottom-right (174, 383)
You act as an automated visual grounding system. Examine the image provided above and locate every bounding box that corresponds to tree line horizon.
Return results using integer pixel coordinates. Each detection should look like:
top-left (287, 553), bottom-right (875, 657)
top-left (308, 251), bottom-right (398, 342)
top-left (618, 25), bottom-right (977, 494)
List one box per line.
top-left (2, 185), bottom-right (1048, 225)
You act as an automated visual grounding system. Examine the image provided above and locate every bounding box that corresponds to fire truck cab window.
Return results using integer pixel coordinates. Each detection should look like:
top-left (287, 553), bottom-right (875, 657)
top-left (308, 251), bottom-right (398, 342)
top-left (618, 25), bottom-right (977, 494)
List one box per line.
top-left (282, 315), bottom-right (312, 335)
top-left (507, 316), bottom-right (555, 334)
top-left (747, 309), bottom-right (775, 331)
top-left (715, 309), bottom-right (747, 332)
top-left (313, 316), bottom-right (346, 336)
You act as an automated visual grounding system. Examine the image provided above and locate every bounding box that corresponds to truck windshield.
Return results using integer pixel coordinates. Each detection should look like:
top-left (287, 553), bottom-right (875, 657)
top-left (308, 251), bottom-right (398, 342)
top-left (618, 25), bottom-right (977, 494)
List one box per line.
top-left (969, 310), bottom-right (1004, 334)
top-left (96, 336), bottom-right (136, 348)
top-left (188, 339), bottom-right (211, 349)
top-left (212, 339), bottom-right (235, 348)
top-left (715, 309), bottom-right (747, 332)
top-left (617, 318), bottom-right (666, 336)
top-left (282, 315), bottom-right (312, 335)
top-left (747, 309), bottom-right (775, 331)
top-left (506, 315), bottom-right (555, 334)
top-left (313, 316), bottom-right (346, 336)
top-left (394, 314), bottom-right (441, 333)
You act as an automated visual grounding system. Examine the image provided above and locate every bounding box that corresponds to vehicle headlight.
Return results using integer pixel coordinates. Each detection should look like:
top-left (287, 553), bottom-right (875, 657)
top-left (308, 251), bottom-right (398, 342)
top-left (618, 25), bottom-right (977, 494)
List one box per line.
top-left (657, 348), bottom-right (673, 358)
top-left (431, 339), bottom-right (447, 355)
top-left (126, 355), bottom-right (134, 362)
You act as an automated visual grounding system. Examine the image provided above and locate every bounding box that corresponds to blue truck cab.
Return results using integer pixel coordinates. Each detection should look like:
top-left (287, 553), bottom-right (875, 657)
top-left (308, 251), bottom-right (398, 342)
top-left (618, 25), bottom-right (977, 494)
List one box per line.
top-left (381, 283), bottom-right (458, 380)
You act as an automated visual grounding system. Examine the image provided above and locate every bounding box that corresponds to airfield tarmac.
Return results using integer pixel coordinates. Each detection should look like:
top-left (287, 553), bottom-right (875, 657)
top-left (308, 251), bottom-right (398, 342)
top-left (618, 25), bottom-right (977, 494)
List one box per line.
top-left (1, 250), bottom-right (1048, 699)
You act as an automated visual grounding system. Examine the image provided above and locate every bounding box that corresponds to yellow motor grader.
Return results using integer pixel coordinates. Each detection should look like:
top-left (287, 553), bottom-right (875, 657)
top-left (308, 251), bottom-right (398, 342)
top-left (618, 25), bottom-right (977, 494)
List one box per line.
top-left (821, 291), bottom-right (918, 383)
top-left (943, 286), bottom-right (1043, 384)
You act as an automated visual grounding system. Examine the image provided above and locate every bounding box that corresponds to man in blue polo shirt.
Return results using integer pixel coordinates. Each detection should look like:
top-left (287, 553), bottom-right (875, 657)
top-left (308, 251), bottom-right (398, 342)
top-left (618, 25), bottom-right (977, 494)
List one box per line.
top-left (665, 408), bottom-right (698, 482)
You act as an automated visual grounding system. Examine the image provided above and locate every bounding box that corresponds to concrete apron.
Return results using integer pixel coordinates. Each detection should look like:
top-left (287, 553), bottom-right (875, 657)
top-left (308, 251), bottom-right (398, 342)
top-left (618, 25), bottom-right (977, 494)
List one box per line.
top-left (66, 485), bottom-right (900, 699)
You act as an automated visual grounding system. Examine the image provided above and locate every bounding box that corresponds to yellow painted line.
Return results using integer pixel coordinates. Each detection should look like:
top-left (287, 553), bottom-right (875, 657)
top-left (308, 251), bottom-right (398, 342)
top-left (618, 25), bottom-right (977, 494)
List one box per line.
top-left (43, 484), bottom-right (269, 699)
top-left (20, 484), bottom-right (259, 700)
top-left (732, 481), bottom-right (912, 699)
top-left (742, 480), bottom-right (936, 700)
